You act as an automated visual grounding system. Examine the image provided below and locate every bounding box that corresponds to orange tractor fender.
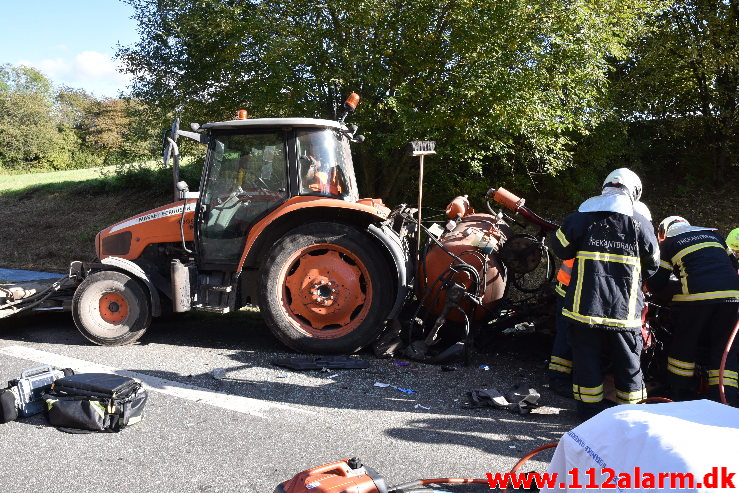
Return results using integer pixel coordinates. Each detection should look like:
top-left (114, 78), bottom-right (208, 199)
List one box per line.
top-left (236, 196), bottom-right (390, 271)
top-left (237, 197), bottom-right (410, 318)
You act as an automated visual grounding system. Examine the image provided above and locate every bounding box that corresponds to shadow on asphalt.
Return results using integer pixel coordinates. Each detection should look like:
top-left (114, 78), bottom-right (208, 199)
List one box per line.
top-left (0, 310), bottom-right (279, 349)
top-left (384, 414), bottom-right (563, 457)
top-left (0, 309), bottom-right (580, 457)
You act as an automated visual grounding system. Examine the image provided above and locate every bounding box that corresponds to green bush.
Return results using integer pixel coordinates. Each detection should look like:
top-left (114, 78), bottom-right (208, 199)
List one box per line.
top-left (93, 158), bottom-right (203, 195)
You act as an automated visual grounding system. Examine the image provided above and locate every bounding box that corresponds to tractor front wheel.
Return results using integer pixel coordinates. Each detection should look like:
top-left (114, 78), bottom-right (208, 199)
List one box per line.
top-left (72, 270), bottom-right (151, 346)
top-left (259, 222), bottom-right (393, 353)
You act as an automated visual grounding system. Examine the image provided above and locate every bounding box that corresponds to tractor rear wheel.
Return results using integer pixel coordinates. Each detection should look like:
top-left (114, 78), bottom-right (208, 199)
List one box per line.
top-left (259, 222), bottom-right (393, 353)
top-left (72, 270), bottom-right (151, 346)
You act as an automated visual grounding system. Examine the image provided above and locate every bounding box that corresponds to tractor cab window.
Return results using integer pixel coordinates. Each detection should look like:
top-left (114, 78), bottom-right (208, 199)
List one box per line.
top-left (198, 131), bottom-right (288, 265)
top-left (296, 128), bottom-right (358, 201)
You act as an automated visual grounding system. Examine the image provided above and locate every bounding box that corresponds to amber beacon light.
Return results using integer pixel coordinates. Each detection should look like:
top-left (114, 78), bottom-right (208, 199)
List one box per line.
top-left (344, 93), bottom-right (360, 111)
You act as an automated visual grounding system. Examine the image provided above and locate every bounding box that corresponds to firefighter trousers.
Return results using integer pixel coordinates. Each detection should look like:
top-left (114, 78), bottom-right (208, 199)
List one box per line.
top-left (569, 322), bottom-right (645, 418)
top-left (548, 296), bottom-right (573, 380)
top-left (667, 302), bottom-right (739, 405)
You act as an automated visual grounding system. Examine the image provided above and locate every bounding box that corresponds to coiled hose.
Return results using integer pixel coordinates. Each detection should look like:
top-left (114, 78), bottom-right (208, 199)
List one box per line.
top-left (389, 442), bottom-right (558, 492)
top-left (719, 316), bottom-right (739, 405)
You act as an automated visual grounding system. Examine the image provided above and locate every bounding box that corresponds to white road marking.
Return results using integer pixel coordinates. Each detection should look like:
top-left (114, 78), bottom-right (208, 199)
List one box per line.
top-left (0, 345), bottom-right (315, 418)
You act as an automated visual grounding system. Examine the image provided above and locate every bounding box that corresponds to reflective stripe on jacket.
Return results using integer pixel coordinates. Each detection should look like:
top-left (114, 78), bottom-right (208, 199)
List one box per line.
top-left (550, 210), bottom-right (659, 331)
top-left (648, 230), bottom-right (739, 304)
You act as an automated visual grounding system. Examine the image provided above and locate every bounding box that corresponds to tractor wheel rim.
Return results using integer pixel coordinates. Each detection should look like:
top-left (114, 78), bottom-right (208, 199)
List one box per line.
top-left (279, 243), bottom-right (372, 338)
top-left (98, 292), bottom-right (129, 324)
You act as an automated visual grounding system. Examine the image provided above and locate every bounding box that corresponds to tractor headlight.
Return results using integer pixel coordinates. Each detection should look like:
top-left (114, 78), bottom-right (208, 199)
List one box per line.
top-left (101, 231), bottom-right (132, 256)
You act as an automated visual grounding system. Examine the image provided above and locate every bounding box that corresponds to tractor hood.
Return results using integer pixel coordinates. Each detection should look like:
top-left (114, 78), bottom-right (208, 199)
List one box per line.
top-left (95, 200), bottom-right (195, 261)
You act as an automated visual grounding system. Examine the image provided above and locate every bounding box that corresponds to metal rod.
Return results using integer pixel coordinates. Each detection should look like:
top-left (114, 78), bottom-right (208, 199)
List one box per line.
top-left (167, 137), bottom-right (181, 203)
top-left (417, 154), bottom-right (425, 262)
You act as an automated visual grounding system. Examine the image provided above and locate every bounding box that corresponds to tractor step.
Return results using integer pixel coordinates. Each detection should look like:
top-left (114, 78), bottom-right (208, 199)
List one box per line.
top-left (192, 304), bottom-right (230, 314)
top-left (192, 271), bottom-right (236, 314)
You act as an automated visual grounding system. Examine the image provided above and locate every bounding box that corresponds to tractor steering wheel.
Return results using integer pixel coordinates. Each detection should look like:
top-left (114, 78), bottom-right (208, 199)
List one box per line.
top-left (213, 188), bottom-right (247, 210)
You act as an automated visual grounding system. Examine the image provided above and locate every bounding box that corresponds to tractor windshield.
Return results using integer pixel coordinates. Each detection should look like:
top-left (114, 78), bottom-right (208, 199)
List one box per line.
top-left (296, 128), bottom-right (358, 201)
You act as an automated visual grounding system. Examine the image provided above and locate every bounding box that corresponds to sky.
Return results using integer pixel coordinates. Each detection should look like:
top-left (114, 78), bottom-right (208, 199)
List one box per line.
top-left (0, 1), bottom-right (140, 98)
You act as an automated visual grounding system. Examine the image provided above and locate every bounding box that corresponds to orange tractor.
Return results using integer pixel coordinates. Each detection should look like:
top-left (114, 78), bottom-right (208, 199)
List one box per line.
top-left (1, 95), bottom-right (557, 355)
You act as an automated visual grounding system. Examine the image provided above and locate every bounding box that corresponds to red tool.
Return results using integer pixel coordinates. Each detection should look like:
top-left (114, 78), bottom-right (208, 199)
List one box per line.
top-left (276, 458), bottom-right (491, 493)
top-left (276, 458), bottom-right (388, 493)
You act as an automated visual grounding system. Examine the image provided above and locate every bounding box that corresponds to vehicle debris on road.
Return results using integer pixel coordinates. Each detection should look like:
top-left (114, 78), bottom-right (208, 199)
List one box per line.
top-left (466, 384), bottom-right (541, 415)
top-left (374, 382), bottom-right (417, 394)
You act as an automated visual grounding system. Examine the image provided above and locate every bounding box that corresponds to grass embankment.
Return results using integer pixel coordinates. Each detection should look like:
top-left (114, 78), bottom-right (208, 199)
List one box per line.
top-left (0, 163), bottom-right (736, 273)
top-left (0, 163), bottom-right (200, 272)
top-left (0, 167), bottom-right (118, 193)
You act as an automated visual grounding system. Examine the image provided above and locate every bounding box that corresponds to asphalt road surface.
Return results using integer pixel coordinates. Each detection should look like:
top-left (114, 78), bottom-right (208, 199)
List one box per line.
top-left (0, 310), bottom-right (579, 492)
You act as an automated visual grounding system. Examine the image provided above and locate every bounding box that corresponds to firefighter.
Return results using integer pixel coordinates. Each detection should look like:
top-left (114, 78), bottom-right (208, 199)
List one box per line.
top-left (548, 200), bottom-right (654, 399)
top-left (548, 258), bottom-right (574, 396)
top-left (728, 228), bottom-right (739, 267)
top-left (648, 217), bottom-right (739, 404)
top-left (551, 168), bottom-right (660, 419)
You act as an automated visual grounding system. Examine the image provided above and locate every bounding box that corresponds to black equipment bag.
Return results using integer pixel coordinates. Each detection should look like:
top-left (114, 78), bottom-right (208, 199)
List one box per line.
top-left (44, 373), bottom-right (147, 433)
top-left (0, 389), bottom-right (18, 424)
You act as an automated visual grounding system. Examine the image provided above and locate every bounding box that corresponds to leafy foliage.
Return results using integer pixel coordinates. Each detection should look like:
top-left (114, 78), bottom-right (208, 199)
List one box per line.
top-left (118, 0), bottom-right (659, 205)
top-left (0, 64), bottom-right (160, 172)
top-left (584, 0), bottom-right (739, 185)
top-left (0, 65), bottom-right (62, 169)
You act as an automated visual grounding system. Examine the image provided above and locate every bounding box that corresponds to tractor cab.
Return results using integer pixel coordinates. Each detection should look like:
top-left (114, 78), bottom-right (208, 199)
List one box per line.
top-left (183, 118), bottom-right (362, 269)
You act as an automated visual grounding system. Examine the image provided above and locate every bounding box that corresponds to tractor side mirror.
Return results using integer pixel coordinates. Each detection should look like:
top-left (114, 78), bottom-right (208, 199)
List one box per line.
top-left (166, 118), bottom-right (182, 202)
top-left (163, 118), bottom-right (180, 167)
top-left (162, 137), bottom-right (171, 167)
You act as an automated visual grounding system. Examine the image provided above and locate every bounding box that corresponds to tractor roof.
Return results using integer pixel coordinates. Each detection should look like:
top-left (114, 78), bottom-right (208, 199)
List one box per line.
top-left (201, 118), bottom-right (345, 131)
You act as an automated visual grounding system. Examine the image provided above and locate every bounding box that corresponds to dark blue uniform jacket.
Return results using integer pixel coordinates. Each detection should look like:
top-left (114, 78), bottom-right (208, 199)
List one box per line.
top-left (648, 229), bottom-right (739, 304)
top-left (551, 210), bottom-right (659, 331)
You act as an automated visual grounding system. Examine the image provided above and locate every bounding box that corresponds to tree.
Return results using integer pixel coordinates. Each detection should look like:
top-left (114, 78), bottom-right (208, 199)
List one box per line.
top-left (608, 0), bottom-right (738, 182)
top-left (90, 98), bottom-right (158, 164)
top-left (0, 65), bottom-right (157, 171)
top-left (118, 0), bottom-right (660, 204)
top-left (0, 65), bottom-right (62, 170)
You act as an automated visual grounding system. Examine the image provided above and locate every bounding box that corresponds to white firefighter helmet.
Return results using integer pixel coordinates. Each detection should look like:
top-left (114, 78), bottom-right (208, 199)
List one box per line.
top-left (603, 168), bottom-right (642, 202)
top-left (633, 201), bottom-right (652, 221)
top-left (657, 216), bottom-right (689, 241)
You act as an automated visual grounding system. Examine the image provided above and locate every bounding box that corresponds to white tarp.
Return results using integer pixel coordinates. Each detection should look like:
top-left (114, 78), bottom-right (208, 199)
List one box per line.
top-left (542, 400), bottom-right (739, 492)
